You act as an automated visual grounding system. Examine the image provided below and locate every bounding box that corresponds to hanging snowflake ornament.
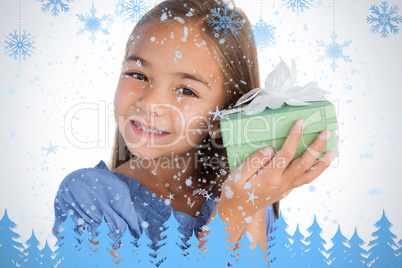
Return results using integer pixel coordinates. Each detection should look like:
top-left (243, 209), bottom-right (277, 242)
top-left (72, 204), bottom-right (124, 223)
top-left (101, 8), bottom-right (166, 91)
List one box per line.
top-left (366, 1), bottom-right (402, 38)
top-left (316, 30), bottom-right (352, 72)
top-left (281, 0), bottom-right (314, 14)
top-left (37, 0), bottom-right (72, 16)
top-left (207, 3), bottom-right (246, 39)
top-left (76, 4), bottom-right (110, 44)
top-left (252, 17), bottom-right (276, 51)
top-left (3, 29), bottom-right (36, 63)
top-left (115, 0), bottom-right (150, 23)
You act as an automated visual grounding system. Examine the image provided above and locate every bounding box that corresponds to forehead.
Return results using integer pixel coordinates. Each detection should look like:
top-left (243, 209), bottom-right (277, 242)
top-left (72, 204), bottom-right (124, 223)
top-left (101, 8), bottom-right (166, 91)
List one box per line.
top-left (126, 23), bottom-right (222, 75)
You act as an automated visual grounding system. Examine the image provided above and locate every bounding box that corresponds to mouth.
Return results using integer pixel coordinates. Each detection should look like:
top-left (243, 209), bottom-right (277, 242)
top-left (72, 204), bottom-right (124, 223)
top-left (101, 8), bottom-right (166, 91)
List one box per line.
top-left (130, 120), bottom-right (170, 138)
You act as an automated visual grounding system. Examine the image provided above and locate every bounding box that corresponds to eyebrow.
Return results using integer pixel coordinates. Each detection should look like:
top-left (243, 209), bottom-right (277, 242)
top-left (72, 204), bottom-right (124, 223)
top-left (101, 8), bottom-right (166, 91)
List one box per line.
top-left (126, 54), bottom-right (211, 89)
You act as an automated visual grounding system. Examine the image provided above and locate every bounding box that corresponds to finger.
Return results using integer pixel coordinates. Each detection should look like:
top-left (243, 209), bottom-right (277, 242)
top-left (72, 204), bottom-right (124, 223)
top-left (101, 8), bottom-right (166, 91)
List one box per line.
top-left (283, 130), bottom-right (332, 181)
top-left (288, 151), bottom-right (337, 189)
top-left (229, 146), bottom-right (275, 185)
top-left (270, 119), bottom-right (305, 174)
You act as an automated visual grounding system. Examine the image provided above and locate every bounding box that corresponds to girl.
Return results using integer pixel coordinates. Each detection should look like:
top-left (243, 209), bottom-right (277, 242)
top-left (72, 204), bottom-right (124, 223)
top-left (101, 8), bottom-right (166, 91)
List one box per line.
top-left (53, 0), bottom-right (337, 263)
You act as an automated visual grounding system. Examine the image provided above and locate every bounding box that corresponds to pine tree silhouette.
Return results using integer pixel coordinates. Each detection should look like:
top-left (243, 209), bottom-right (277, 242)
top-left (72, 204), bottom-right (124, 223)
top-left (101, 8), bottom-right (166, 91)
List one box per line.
top-left (0, 209), bottom-right (26, 268)
top-left (183, 229), bottom-right (203, 267)
top-left (23, 229), bottom-right (42, 267)
top-left (251, 239), bottom-right (268, 267)
top-left (266, 210), bottom-right (291, 267)
top-left (236, 230), bottom-right (253, 267)
top-left (135, 229), bottom-right (158, 268)
top-left (396, 238), bottom-right (402, 264)
top-left (39, 240), bottom-right (57, 267)
top-left (303, 214), bottom-right (328, 267)
top-left (53, 212), bottom-right (80, 268)
top-left (367, 209), bottom-right (399, 268)
top-left (76, 225), bottom-right (97, 267)
top-left (287, 223), bottom-right (307, 267)
top-left (327, 225), bottom-right (349, 266)
top-left (199, 208), bottom-right (235, 266)
top-left (91, 216), bottom-right (118, 267)
top-left (115, 226), bottom-right (137, 267)
top-left (346, 227), bottom-right (368, 267)
top-left (157, 209), bottom-right (187, 267)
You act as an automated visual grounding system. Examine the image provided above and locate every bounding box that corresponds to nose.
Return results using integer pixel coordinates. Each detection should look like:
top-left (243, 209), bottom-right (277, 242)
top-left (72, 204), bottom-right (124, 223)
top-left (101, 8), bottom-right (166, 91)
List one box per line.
top-left (135, 83), bottom-right (166, 117)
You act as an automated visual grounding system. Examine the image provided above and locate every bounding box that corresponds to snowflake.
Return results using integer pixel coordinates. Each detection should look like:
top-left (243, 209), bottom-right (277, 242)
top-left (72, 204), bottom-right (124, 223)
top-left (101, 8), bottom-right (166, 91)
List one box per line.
top-left (246, 189), bottom-right (258, 206)
top-left (208, 106), bottom-right (224, 121)
top-left (207, 4), bottom-right (246, 38)
top-left (76, 4), bottom-right (110, 44)
top-left (224, 186), bottom-right (234, 199)
top-left (281, 0), bottom-right (314, 14)
top-left (246, 231), bottom-right (254, 242)
top-left (360, 152), bottom-right (374, 160)
top-left (366, 1), bottom-right (402, 38)
top-left (185, 177), bottom-right (193, 187)
top-left (201, 225), bottom-right (210, 232)
top-left (316, 30), bottom-right (352, 72)
top-left (3, 29), bottom-right (36, 63)
top-left (37, 0), bottom-right (72, 16)
top-left (250, 18), bottom-right (276, 51)
top-left (115, 0), bottom-right (150, 23)
top-left (141, 221), bottom-right (150, 228)
top-left (244, 182), bottom-right (251, 190)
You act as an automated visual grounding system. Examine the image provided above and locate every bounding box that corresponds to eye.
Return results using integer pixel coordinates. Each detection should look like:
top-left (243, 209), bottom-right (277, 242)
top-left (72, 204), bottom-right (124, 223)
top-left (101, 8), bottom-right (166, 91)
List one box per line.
top-left (174, 87), bottom-right (198, 98)
top-left (128, 72), bottom-right (149, 82)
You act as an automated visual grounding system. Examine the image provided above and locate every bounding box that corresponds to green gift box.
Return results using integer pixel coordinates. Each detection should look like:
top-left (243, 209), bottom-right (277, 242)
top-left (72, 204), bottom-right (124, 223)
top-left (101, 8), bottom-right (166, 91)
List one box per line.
top-left (220, 100), bottom-right (338, 171)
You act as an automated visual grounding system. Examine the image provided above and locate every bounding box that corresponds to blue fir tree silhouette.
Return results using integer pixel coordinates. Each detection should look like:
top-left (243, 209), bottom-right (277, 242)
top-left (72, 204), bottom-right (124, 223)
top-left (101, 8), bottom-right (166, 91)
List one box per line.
top-left (183, 229), bottom-right (203, 267)
top-left (287, 223), bottom-right (307, 267)
top-left (251, 239), bottom-right (268, 267)
top-left (303, 214), bottom-right (328, 267)
top-left (135, 229), bottom-right (158, 268)
top-left (397, 238), bottom-right (402, 264)
top-left (115, 226), bottom-right (137, 267)
top-left (23, 229), bottom-right (42, 267)
top-left (199, 208), bottom-right (235, 266)
top-left (367, 209), bottom-right (399, 268)
top-left (53, 212), bottom-right (80, 268)
top-left (39, 239), bottom-right (57, 267)
top-left (236, 230), bottom-right (253, 267)
top-left (76, 225), bottom-right (97, 267)
top-left (157, 209), bottom-right (187, 267)
top-left (266, 210), bottom-right (291, 267)
top-left (0, 209), bottom-right (26, 268)
top-left (327, 225), bottom-right (349, 266)
top-left (347, 227), bottom-right (368, 267)
top-left (91, 216), bottom-right (118, 267)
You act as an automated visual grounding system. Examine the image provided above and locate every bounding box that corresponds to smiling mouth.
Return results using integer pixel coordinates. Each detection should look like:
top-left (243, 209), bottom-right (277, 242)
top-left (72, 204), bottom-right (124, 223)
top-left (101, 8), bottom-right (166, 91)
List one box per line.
top-left (130, 120), bottom-right (169, 135)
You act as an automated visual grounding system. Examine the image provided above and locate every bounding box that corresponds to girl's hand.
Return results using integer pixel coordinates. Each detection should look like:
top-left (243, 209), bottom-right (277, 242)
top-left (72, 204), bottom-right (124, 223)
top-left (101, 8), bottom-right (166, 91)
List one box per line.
top-left (217, 119), bottom-right (338, 229)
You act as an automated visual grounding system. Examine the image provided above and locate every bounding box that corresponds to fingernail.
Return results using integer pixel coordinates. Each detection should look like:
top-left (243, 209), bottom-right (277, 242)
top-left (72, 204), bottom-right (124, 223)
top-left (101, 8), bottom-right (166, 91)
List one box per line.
top-left (260, 146), bottom-right (272, 157)
top-left (299, 119), bottom-right (306, 130)
top-left (324, 130), bottom-right (332, 140)
top-left (329, 151), bottom-right (337, 162)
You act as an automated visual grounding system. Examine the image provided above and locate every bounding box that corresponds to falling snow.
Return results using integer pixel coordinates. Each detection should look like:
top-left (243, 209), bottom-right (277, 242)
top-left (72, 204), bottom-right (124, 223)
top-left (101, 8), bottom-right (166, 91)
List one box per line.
top-left (141, 221), bottom-right (150, 228)
top-left (208, 106), bottom-right (224, 121)
top-left (76, 4), bottom-right (110, 44)
top-left (316, 30), bottom-right (352, 72)
top-left (224, 186), bottom-right (234, 199)
top-left (3, 29), bottom-right (36, 63)
top-left (366, 1), bottom-right (402, 38)
top-left (115, 0), bottom-right (150, 23)
top-left (207, 4), bottom-right (246, 38)
top-left (281, 0), bottom-right (314, 14)
top-left (37, 0), bottom-right (72, 16)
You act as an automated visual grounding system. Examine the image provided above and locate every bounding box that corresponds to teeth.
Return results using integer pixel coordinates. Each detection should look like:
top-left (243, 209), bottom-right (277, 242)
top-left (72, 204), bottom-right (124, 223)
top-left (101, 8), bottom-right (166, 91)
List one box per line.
top-left (134, 121), bottom-right (164, 135)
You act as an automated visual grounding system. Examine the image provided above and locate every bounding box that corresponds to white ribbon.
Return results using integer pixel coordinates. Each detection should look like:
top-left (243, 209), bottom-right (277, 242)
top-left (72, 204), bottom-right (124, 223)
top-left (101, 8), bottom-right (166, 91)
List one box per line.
top-left (222, 58), bottom-right (328, 116)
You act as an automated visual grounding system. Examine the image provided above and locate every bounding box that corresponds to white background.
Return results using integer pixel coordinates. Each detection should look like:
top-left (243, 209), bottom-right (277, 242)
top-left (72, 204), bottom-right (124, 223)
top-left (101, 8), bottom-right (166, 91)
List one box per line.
top-left (0, 0), bottom-right (401, 252)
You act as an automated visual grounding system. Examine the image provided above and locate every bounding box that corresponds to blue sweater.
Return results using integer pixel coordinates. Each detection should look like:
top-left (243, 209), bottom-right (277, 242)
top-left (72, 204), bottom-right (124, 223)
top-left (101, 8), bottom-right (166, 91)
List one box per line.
top-left (52, 160), bottom-right (277, 249)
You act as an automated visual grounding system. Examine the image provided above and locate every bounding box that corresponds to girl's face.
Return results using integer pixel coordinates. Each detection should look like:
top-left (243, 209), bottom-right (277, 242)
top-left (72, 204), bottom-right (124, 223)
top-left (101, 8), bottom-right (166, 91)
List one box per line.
top-left (114, 23), bottom-right (226, 160)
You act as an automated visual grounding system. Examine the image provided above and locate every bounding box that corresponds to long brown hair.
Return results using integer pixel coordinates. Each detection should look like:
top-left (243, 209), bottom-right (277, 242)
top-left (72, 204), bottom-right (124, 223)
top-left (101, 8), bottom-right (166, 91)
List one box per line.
top-left (109, 0), bottom-right (279, 218)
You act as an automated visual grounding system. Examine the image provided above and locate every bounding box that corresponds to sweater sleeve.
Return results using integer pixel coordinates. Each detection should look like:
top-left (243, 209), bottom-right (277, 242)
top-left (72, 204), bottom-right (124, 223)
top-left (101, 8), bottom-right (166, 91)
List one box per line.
top-left (52, 167), bottom-right (142, 248)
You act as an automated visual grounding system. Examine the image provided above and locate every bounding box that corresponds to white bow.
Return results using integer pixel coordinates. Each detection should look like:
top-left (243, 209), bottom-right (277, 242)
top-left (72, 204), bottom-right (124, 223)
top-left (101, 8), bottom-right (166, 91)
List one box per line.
top-left (222, 58), bottom-right (328, 116)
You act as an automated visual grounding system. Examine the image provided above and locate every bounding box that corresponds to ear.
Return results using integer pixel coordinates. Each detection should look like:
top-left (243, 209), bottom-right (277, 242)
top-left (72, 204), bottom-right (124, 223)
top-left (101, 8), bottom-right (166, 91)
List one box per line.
top-left (210, 121), bottom-right (222, 139)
